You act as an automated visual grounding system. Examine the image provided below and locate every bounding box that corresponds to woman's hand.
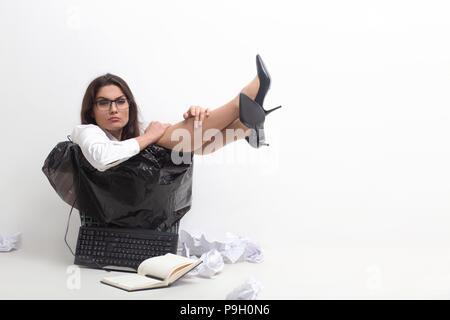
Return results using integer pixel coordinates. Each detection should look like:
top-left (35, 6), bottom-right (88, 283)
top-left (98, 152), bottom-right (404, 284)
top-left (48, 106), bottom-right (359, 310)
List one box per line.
top-left (144, 121), bottom-right (172, 142)
top-left (183, 105), bottom-right (211, 128)
top-left (134, 121), bottom-right (172, 151)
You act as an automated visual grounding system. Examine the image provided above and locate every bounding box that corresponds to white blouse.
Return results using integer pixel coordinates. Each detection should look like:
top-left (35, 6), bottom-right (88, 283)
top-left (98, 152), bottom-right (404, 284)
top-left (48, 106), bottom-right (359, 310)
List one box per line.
top-left (70, 124), bottom-right (145, 172)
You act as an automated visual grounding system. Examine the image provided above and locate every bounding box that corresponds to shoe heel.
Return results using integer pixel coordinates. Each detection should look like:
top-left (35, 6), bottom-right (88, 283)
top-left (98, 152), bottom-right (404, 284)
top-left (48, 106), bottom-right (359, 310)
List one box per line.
top-left (264, 105), bottom-right (282, 115)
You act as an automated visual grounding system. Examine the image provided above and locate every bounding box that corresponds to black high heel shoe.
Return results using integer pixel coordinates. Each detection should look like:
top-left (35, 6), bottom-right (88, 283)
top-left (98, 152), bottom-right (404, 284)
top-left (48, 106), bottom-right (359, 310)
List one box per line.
top-left (239, 55), bottom-right (282, 148)
top-left (255, 54), bottom-right (271, 107)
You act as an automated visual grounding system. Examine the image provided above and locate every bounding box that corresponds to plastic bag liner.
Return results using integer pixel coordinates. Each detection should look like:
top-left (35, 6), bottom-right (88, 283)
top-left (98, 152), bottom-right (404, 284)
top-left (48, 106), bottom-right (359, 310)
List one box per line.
top-left (42, 141), bottom-right (193, 231)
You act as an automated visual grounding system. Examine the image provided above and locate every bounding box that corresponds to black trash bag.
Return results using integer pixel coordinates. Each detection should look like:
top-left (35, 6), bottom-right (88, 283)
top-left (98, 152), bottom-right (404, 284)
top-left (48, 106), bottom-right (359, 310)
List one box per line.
top-left (42, 140), bottom-right (194, 231)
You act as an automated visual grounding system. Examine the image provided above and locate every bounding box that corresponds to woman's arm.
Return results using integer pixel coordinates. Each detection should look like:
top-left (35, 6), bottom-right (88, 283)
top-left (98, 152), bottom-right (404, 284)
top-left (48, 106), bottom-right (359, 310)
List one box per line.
top-left (71, 124), bottom-right (141, 172)
top-left (71, 123), bottom-right (172, 172)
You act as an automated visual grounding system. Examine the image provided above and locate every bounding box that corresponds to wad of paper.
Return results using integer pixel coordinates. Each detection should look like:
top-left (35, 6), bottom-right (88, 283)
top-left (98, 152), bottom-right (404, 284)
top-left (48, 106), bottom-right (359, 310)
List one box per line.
top-left (189, 249), bottom-right (224, 278)
top-left (0, 232), bottom-right (21, 252)
top-left (226, 277), bottom-right (264, 300)
top-left (178, 230), bottom-right (263, 278)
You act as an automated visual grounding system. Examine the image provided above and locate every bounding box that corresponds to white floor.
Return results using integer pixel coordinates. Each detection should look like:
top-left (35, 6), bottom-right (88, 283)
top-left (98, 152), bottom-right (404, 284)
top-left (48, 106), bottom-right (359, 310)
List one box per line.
top-left (2, 241), bottom-right (450, 299)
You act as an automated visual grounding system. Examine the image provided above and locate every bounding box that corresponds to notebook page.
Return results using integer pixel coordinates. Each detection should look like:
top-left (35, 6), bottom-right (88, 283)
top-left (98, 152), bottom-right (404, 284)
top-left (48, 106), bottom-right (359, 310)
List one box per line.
top-left (138, 254), bottom-right (197, 280)
top-left (102, 274), bottom-right (162, 290)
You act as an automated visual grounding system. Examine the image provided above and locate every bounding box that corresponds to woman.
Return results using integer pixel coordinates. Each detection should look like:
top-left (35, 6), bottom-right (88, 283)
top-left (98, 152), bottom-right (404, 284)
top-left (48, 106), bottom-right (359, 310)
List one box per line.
top-left (71, 55), bottom-right (281, 172)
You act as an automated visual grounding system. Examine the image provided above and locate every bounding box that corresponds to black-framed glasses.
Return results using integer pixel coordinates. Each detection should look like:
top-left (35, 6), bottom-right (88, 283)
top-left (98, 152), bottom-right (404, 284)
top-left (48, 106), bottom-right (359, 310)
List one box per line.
top-left (95, 97), bottom-right (129, 110)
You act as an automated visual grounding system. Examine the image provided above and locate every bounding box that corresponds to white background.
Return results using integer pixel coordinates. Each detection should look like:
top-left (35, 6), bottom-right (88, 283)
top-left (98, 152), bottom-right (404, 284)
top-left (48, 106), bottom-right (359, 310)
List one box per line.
top-left (2, 0), bottom-right (450, 299)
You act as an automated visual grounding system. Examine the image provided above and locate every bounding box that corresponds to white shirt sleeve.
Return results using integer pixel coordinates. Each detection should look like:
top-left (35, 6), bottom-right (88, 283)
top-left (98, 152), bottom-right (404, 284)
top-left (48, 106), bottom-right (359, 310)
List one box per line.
top-left (70, 124), bottom-right (140, 172)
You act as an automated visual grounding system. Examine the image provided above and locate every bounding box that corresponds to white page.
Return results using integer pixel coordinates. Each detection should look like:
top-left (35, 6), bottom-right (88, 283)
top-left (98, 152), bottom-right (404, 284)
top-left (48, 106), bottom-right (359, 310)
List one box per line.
top-left (138, 253), bottom-right (197, 280)
top-left (102, 274), bottom-right (162, 290)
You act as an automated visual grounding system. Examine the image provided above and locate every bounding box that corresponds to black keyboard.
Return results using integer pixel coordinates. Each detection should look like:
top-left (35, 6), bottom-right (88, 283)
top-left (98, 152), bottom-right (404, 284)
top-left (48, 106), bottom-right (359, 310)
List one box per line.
top-left (74, 226), bottom-right (178, 271)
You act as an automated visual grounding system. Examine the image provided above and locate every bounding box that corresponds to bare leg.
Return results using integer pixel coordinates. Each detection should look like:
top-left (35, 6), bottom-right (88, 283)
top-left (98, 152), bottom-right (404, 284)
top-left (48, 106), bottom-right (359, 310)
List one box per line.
top-left (193, 118), bottom-right (250, 155)
top-left (155, 75), bottom-right (260, 152)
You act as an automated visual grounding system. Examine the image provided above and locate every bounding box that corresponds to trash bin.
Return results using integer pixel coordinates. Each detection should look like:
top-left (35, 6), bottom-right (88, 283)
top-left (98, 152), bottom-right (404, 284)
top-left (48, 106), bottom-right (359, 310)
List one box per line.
top-left (43, 140), bottom-right (193, 234)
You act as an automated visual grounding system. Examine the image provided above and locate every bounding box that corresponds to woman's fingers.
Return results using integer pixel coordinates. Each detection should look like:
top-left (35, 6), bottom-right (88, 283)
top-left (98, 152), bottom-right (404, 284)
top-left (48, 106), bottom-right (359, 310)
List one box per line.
top-left (199, 108), bottom-right (206, 124)
top-left (192, 106), bottom-right (200, 128)
top-left (185, 105), bottom-right (211, 128)
top-left (185, 106), bottom-right (196, 120)
top-left (196, 106), bottom-right (201, 123)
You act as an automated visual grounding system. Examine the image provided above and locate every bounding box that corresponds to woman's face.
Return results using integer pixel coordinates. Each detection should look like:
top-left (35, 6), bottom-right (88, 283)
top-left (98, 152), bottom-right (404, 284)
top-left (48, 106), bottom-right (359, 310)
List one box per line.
top-left (93, 85), bottom-right (129, 139)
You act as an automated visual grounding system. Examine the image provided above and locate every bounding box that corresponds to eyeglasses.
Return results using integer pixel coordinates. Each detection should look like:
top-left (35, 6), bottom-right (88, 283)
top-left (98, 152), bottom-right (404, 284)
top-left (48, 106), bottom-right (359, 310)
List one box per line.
top-left (95, 97), bottom-right (129, 110)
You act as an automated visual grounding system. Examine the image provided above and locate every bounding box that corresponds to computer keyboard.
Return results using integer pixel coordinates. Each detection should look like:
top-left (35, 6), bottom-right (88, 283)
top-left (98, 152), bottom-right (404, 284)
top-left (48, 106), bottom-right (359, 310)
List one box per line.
top-left (74, 226), bottom-right (178, 271)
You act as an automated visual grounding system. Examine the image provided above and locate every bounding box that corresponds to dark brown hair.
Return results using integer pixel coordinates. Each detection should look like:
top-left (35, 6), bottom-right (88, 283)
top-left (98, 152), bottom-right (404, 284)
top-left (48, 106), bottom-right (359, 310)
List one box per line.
top-left (81, 73), bottom-right (140, 140)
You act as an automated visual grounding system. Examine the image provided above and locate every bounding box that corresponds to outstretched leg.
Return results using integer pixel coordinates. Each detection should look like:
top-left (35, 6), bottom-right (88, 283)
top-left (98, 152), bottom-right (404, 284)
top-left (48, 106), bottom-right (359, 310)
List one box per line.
top-left (193, 118), bottom-right (250, 155)
top-left (155, 75), bottom-right (260, 152)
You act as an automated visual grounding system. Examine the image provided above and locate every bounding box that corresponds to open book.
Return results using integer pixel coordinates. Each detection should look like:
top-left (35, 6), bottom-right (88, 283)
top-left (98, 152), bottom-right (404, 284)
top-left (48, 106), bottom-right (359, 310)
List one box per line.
top-left (100, 253), bottom-right (202, 291)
